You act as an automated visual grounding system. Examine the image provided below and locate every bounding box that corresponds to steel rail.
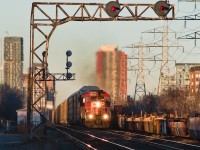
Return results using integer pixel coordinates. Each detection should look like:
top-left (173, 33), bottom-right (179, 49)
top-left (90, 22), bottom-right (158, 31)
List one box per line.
top-left (53, 125), bottom-right (135, 150)
top-left (48, 124), bottom-right (95, 150)
top-left (99, 129), bottom-right (200, 150)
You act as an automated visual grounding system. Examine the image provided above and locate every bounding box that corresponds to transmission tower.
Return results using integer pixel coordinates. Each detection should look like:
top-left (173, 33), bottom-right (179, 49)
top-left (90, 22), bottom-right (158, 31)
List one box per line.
top-left (125, 32), bottom-right (183, 100)
top-left (127, 34), bottom-right (183, 100)
top-left (143, 22), bottom-right (175, 95)
top-left (133, 39), bottom-right (146, 101)
top-left (159, 21), bottom-right (170, 95)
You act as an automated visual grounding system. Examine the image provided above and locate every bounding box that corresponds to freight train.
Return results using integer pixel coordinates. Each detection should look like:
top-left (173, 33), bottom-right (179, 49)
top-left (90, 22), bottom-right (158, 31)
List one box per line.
top-left (118, 113), bottom-right (200, 139)
top-left (53, 86), bottom-right (111, 128)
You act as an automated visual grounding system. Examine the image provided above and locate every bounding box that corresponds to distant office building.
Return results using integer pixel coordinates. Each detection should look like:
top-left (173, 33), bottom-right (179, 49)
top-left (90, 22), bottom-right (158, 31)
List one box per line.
top-left (159, 74), bottom-right (176, 94)
top-left (4, 37), bottom-right (23, 90)
top-left (32, 63), bottom-right (55, 110)
top-left (190, 66), bottom-right (200, 96)
top-left (175, 63), bottom-right (200, 90)
top-left (22, 74), bottom-right (28, 106)
top-left (96, 45), bottom-right (127, 106)
top-left (46, 74), bottom-right (56, 110)
top-left (169, 75), bottom-right (176, 89)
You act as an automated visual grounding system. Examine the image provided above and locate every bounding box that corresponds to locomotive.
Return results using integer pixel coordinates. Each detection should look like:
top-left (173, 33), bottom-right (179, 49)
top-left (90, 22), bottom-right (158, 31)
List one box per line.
top-left (54, 86), bottom-right (111, 128)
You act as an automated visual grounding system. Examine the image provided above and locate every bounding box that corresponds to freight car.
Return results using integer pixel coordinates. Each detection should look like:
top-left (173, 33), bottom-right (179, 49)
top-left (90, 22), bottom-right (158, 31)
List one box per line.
top-left (118, 115), bottom-right (190, 137)
top-left (118, 113), bottom-right (200, 139)
top-left (188, 115), bottom-right (200, 139)
top-left (55, 86), bottom-right (111, 128)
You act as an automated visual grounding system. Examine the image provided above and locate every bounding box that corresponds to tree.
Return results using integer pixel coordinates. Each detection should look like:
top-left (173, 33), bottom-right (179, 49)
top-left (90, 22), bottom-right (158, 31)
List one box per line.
top-left (0, 84), bottom-right (24, 120)
top-left (142, 94), bottom-right (159, 114)
top-left (125, 94), bottom-right (159, 115)
top-left (158, 88), bottom-right (191, 115)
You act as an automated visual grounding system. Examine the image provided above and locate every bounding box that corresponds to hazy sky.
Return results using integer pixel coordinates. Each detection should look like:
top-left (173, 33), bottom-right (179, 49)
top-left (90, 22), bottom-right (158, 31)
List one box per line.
top-left (1, 0), bottom-right (200, 106)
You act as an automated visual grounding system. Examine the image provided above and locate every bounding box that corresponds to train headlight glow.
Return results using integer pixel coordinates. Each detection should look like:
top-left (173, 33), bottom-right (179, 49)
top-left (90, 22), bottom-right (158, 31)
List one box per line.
top-left (103, 114), bottom-right (109, 119)
top-left (96, 101), bottom-right (101, 108)
top-left (89, 114), bottom-right (93, 119)
top-left (92, 101), bottom-right (101, 108)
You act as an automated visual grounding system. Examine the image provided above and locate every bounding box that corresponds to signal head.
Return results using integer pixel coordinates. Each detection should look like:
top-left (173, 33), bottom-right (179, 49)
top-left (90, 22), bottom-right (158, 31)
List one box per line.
top-left (66, 61), bottom-right (72, 68)
top-left (66, 50), bottom-right (72, 56)
top-left (154, 1), bottom-right (170, 17)
top-left (42, 51), bottom-right (46, 58)
top-left (105, 1), bottom-right (120, 18)
top-left (67, 73), bottom-right (72, 79)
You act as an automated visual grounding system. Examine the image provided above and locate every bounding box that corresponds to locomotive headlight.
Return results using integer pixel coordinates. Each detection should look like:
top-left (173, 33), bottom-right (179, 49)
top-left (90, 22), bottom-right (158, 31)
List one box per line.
top-left (103, 114), bottom-right (109, 119)
top-left (96, 101), bottom-right (101, 108)
top-left (89, 114), bottom-right (93, 119)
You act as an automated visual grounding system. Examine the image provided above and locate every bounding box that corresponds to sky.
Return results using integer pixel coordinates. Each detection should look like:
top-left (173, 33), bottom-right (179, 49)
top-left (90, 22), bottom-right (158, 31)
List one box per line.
top-left (1, 0), bottom-right (200, 106)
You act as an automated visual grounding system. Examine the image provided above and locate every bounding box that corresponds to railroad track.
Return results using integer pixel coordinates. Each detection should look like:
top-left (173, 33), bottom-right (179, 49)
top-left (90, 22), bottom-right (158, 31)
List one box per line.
top-left (90, 129), bottom-right (200, 150)
top-left (48, 124), bottom-right (200, 150)
top-left (48, 124), bottom-right (134, 150)
top-left (108, 129), bottom-right (200, 146)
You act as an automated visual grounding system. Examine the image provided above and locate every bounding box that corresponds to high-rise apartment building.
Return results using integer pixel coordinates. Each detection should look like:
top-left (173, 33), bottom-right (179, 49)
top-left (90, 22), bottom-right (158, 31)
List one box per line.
top-left (96, 45), bottom-right (127, 106)
top-left (4, 37), bottom-right (23, 90)
top-left (190, 66), bottom-right (200, 96)
top-left (22, 74), bottom-right (28, 107)
top-left (176, 63), bottom-right (200, 90)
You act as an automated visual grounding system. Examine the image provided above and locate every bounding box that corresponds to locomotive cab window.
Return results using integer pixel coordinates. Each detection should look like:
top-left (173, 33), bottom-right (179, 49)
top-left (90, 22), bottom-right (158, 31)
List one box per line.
top-left (99, 95), bottom-right (104, 100)
top-left (91, 96), bottom-right (97, 101)
top-left (91, 95), bottom-right (104, 101)
top-left (86, 97), bottom-right (90, 102)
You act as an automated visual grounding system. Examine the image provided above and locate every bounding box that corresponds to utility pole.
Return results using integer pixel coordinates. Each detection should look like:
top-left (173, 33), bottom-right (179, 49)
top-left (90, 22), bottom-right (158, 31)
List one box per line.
top-left (176, 2), bottom-right (200, 47)
top-left (178, 0), bottom-right (198, 9)
top-left (178, 31), bottom-right (200, 47)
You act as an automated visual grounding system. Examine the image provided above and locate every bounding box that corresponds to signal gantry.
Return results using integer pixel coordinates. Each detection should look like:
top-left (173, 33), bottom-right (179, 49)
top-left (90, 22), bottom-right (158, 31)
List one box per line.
top-left (28, 1), bottom-right (176, 138)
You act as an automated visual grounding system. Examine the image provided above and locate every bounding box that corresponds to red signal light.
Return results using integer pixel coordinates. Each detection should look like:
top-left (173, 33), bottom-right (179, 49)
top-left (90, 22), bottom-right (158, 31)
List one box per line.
top-left (160, 6), bottom-right (164, 11)
top-left (105, 1), bottom-right (120, 18)
top-left (154, 1), bottom-right (170, 17)
top-left (111, 6), bottom-right (116, 11)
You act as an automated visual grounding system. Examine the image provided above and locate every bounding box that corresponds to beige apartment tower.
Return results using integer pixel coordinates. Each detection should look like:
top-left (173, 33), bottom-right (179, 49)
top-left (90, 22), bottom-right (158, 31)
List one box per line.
top-left (4, 37), bottom-right (23, 90)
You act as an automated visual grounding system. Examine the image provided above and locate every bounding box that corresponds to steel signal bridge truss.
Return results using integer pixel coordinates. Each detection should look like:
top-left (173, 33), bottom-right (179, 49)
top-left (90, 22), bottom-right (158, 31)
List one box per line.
top-left (28, 2), bottom-right (175, 136)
